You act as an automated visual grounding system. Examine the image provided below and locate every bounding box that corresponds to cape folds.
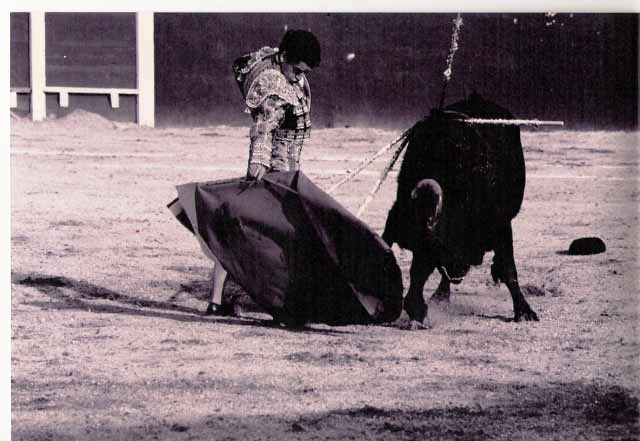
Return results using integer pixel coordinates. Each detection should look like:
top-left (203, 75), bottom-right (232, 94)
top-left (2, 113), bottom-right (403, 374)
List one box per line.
top-left (168, 171), bottom-right (403, 326)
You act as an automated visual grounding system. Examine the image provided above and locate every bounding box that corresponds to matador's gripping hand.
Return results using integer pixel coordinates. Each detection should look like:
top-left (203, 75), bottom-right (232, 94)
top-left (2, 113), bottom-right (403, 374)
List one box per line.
top-left (247, 163), bottom-right (268, 182)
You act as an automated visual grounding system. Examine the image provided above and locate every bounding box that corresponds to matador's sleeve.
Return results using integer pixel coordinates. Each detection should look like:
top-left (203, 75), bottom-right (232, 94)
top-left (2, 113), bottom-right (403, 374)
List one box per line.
top-left (245, 69), bottom-right (299, 167)
top-left (248, 96), bottom-right (287, 167)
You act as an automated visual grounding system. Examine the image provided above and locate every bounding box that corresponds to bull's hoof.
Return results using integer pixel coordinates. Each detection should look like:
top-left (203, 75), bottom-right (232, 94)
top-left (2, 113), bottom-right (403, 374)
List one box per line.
top-left (403, 298), bottom-right (430, 330)
top-left (514, 309), bottom-right (539, 322)
top-left (408, 319), bottom-right (432, 330)
top-left (403, 295), bottom-right (428, 324)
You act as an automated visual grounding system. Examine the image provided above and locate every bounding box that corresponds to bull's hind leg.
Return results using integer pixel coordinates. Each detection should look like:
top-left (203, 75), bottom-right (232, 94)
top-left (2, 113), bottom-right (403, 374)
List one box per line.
top-left (431, 273), bottom-right (451, 301)
top-left (404, 252), bottom-right (435, 329)
top-left (492, 224), bottom-right (539, 322)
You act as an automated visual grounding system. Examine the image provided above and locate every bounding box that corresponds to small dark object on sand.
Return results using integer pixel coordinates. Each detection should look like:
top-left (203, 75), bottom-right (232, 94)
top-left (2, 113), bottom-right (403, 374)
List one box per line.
top-left (568, 237), bottom-right (606, 255)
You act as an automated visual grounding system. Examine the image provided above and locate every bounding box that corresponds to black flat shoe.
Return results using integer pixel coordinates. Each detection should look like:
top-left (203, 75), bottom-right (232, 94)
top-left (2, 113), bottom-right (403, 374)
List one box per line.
top-left (204, 302), bottom-right (237, 317)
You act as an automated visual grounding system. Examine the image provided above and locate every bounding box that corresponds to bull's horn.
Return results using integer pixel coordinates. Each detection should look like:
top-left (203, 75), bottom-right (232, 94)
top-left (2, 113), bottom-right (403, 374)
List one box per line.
top-left (411, 179), bottom-right (442, 207)
top-left (411, 179), bottom-right (443, 228)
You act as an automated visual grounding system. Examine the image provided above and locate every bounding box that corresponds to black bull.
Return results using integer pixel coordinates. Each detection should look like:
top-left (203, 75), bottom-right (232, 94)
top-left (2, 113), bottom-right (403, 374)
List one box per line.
top-left (382, 93), bottom-right (539, 327)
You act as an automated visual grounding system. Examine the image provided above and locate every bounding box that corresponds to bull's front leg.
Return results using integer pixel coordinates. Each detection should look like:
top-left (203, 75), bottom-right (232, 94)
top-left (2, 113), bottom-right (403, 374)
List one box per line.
top-left (404, 251), bottom-right (436, 329)
top-left (492, 224), bottom-right (539, 322)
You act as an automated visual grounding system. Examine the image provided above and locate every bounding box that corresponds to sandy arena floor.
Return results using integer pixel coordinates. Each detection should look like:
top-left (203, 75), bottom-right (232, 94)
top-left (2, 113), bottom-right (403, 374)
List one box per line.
top-left (10, 110), bottom-right (640, 440)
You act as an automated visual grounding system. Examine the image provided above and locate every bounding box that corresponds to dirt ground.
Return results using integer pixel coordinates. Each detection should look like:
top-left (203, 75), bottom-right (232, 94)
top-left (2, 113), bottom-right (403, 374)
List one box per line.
top-left (10, 110), bottom-right (640, 440)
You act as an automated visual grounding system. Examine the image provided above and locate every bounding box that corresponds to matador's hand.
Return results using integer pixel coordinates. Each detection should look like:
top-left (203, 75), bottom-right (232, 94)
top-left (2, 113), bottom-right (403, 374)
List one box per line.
top-left (247, 163), bottom-right (267, 182)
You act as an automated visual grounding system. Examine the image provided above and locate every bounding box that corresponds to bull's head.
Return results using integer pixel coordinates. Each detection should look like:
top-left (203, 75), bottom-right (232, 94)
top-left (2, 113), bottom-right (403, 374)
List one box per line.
top-left (410, 179), bottom-right (443, 235)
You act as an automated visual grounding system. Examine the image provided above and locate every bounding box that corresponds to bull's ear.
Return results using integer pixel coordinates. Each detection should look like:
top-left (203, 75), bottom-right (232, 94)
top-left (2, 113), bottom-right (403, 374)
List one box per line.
top-left (410, 188), bottom-right (419, 200)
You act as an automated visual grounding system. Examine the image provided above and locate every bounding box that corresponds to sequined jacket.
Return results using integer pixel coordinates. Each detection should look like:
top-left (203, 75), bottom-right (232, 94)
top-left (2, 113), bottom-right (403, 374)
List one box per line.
top-left (233, 47), bottom-right (311, 172)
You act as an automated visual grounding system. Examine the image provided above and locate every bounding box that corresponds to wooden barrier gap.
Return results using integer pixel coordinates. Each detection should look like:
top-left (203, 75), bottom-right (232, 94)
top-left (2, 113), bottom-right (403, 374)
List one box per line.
top-left (43, 87), bottom-right (139, 109)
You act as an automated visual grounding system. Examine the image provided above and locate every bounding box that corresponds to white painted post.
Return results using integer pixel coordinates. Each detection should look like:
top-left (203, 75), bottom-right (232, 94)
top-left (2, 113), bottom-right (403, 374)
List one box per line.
top-left (110, 92), bottom-right (120, 109)
top-left (59, 92), bottom-right (69, 108)
top-left (30, 12), bottom-right (46, 121)
top-left (10, 92), bottom-right (17, 108)
top-left (136, 12), bottom-right (155, 127)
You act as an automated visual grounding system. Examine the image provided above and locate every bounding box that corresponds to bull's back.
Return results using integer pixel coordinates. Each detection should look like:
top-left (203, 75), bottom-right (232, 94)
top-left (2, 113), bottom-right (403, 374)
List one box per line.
top-left (445, 94), bottom-right (525, 218)
top-left (399, 95), bottom-right (524, 217)
top-left (387, 94), bottom-right (525, 249)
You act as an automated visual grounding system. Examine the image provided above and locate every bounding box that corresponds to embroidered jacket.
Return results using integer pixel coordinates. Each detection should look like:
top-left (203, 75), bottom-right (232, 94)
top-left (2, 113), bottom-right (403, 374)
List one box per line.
top-left (233, 47), bottom-right (311, 171)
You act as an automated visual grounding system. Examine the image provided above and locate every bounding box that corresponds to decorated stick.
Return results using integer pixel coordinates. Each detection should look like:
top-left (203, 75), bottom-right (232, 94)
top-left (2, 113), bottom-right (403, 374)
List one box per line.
top-left (438, 13), bottom-right (464, 110)
top-left (356, 135), bottom-right (410, 217)
top-left (327, 129), bottom-right (411, 195)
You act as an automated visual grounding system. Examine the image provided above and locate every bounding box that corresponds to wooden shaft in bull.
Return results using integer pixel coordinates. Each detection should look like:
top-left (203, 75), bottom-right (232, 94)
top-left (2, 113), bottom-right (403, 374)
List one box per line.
top-left (327, 129), bottom-right (411, 195)
top-left (356, 137), bottom-right (409, 217)
top-left (458, 118), bottom-right (565, 126)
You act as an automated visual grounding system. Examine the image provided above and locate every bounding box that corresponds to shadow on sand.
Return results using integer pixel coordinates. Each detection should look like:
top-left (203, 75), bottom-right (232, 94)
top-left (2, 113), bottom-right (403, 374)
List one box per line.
top-left (473, 313), bottom-right (514, 323)
top-left (12, 272), bottom-right (352, 335)
top-left (12, 381), bottom-right (639, 441)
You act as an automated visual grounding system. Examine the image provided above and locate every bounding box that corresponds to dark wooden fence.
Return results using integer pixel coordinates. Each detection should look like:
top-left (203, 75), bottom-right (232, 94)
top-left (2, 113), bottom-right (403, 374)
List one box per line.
top-left (10, 13), bottom-right (638, 129)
